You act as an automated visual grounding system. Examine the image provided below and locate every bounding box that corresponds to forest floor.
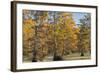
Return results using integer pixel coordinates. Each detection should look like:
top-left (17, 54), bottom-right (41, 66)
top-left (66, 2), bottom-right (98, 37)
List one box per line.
top-left (44, 52), bottom-right (90, 62)
top-left (23, 52), bottom-right (91, 62)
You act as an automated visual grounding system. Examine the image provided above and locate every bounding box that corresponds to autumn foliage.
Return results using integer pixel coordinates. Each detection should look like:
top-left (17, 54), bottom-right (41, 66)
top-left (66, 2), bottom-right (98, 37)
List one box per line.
top-left (23, 10), bottom-right (91, 62)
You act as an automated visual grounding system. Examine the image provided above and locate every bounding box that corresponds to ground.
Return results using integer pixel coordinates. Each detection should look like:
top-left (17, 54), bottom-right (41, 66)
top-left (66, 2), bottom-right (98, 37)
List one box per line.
top-left (23, 52), bottom-right (91, 62)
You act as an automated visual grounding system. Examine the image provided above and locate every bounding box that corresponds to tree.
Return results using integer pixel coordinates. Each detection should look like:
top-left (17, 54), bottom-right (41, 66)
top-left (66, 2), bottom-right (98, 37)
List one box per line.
top-left (23, 18), bottom-right (36, 61)
top-left (23, 10), bottom-right (49, 62)
top-left (53, 12), bottom-right (79, 60)
top-left (32, 11), bottom-right (49, 61)
top-left (78, 14), bottom-right (91, 56)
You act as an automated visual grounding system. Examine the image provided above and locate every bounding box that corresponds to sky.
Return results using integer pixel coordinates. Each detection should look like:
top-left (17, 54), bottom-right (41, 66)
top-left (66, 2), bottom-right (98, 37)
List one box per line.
top-left (23, 10), bottom-right (89, 25)
top-left (72, 12), bottom-right (88, 24)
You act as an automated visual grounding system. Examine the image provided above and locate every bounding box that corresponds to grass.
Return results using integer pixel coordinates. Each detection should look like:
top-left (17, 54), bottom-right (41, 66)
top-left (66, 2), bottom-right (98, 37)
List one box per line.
top-left (23, 52), bottom-right (91, 62)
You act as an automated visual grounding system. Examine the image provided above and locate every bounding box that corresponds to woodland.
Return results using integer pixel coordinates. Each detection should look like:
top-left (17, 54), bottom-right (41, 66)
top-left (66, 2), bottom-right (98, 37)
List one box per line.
top-left (23, 10), bottom-right (91, 62)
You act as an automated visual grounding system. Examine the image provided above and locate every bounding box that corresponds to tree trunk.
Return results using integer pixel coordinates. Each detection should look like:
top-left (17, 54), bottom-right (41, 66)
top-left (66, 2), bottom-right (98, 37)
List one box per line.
top-left (80, 51), bottom-right (84, 56)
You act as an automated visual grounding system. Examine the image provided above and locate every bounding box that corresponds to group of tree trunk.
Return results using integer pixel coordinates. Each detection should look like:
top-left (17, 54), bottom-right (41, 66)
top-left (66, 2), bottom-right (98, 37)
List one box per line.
top-left (23, 10), bottom-right (91, 62)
